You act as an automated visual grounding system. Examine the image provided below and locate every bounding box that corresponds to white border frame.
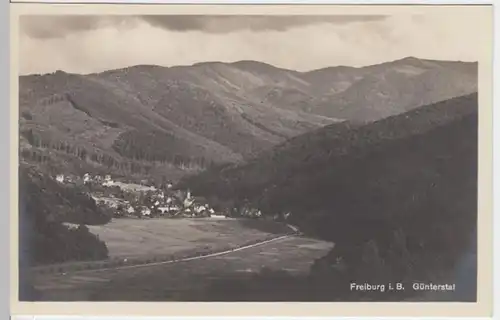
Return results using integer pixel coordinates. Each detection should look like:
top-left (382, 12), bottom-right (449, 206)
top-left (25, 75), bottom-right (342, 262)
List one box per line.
top-left (6, 1), bottom-right (497, 319)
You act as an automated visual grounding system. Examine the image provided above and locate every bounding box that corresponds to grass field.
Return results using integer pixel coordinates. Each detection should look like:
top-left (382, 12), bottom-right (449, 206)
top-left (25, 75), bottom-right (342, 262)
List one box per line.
top-left (27, 217), bottom-right (306, 301)
top-left (31, 236), bottom-right (334, 301)
top-left (91, 236), bottom-right (334, 301)
top-left (83, 218), bottom-right (292, 259)
top-left (30, 218), bottom-right (293, 277)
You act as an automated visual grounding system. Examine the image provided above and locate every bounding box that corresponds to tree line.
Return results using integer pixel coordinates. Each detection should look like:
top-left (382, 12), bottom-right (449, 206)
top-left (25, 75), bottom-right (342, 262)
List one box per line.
top-left (20, 128), bottom-right (217, 175)
top-left (112, 129), bottom-right (216, 168)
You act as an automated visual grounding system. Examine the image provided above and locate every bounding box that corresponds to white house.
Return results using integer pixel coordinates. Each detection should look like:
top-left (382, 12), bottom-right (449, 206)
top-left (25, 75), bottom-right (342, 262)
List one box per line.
top-left (56, 174), bottom-right (64, 183)
top-left (194, 205), bottom-right (206, 214)
top-left (209, 208), bottom-right (215, 214)
top-left (158, 207), bottom-right (169, 214)
top-left (127, 206), bottom-right (136, 214)
top-left (83, 173), bottom-right (90, 184)
top-left (141, 207), bottom-right (151, 216)
top-left (102, 175), bottom-right (114, 186)
top-left (210, 214), bottom-right (226, 219)
top-left (169, 205), bottom-right (180, 212)
top-left (184, 198), bottom-right (195, 208)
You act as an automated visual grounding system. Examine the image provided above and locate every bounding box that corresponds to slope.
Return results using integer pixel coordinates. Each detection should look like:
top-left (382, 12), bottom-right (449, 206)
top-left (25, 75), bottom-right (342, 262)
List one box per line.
top-left (179, 93), bottom-right (478, 298)
top-left (19, 70), bottom-right (244, 180)
top-left (305, 57), bottom-right (478, 121)
top-left (179, 93), bottom-right (477, 207)
top-left (19, 164), bottom-right (111, 266)
top-left (95, 61), bottom-right (339, 155)
top-left (19, 57), bottom-right (477, 180)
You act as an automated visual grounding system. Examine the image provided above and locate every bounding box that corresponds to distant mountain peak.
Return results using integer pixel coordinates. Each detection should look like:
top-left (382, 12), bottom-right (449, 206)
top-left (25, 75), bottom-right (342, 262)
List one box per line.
top-left (398, 56), bottom-right (421, 62)
top-left (391, 56), bottom-right (477, 66)
top-left (230, 60), bottom-right (286, 71)
top-left (304, 65), bottom-right (357, 74)
top-left (191, 61), bottom-right (226, 68)
top-left (231, 60), bottom-right (275, 67)
top-left (129, 64), bottom-right (165, 69)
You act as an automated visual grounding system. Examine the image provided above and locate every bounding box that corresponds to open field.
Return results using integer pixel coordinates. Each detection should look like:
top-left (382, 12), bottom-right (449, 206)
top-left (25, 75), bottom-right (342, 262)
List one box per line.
top-left (31, 236), bottom-right (334, 301)
top-left (86, 218), bottom-right (291, 259)
top-left (30, 218), bottom-right (295, 276)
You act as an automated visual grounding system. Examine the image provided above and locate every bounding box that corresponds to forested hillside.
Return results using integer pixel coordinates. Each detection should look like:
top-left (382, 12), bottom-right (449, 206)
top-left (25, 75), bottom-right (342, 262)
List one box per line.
top-left (180, 93), bottom-right (478, 300)
top-left (19, 164), bottom-right (110, 267)
top-left (19, 57), bottom-right (476, 182)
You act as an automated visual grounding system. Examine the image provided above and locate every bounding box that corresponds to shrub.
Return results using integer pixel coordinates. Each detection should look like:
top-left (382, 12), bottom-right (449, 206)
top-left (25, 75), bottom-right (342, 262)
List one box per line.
top-left (21, 111), bottom-right (33, 120)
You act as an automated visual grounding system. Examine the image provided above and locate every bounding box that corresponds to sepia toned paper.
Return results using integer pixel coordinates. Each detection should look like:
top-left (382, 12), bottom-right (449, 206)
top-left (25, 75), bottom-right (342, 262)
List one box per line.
top-left (10, 3), bottom-right (494, 317)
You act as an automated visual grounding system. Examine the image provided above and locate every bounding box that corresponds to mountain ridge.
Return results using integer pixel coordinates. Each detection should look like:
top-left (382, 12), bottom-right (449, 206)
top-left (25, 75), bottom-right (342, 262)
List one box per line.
top-left (21, 56), bottom-right (477, 78)
top-left (19, 57), bottom-right (477, 181)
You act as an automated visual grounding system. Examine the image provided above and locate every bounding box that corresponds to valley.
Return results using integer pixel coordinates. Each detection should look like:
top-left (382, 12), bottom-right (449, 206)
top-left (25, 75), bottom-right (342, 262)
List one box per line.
top-left (18, 57), bottom-right (479, 302)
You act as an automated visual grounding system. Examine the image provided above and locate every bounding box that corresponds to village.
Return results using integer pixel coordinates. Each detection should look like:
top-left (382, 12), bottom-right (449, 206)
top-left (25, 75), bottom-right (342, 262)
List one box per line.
top-left (53, 172), bottom-right (268, 220)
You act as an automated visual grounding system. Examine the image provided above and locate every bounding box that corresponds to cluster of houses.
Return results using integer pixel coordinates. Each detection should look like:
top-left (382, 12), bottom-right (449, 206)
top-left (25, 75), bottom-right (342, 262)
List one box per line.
top-left (55, 173), bottom-right (75, 184)
top-left (52, 173), bottom-right (294, 221)
top-left (55, 173), bottom-right (156, 191)
top-left (55, 173), bottom-right (122, 186)
top-left (95, 188), bottom-right (229, 219)
top-left (54, 172), bottom-right (228, 219)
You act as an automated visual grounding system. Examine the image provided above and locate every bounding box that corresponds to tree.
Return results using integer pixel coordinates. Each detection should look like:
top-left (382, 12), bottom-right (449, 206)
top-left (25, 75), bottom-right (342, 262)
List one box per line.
top-left (23, 129), bottom-right (35, 145)
top-left (21, 111), bottom-right (33, 120)
top-left (79, 148), bottom-right (88, 160)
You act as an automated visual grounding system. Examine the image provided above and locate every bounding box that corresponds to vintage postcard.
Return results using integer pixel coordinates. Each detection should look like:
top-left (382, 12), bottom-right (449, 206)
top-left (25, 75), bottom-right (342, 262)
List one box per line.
top-left (10, 2), bottom-right (494, 318)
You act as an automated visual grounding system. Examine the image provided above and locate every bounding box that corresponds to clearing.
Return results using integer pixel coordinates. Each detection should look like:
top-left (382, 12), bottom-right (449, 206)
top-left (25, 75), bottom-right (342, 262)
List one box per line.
top-left (86, 218), bottom-right (293, 259)
top-left (31, 236), bottom-right (334, 301)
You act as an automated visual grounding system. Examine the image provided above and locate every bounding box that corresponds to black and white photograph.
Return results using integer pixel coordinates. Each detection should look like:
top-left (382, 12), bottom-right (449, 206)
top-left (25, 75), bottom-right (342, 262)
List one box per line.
top-left (14, 4), bottom-right (492, 309)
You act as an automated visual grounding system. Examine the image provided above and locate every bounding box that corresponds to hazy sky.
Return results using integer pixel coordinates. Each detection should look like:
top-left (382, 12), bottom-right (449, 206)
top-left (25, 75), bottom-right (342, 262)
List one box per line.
top-left (19, 12), bottom-right (485, 75)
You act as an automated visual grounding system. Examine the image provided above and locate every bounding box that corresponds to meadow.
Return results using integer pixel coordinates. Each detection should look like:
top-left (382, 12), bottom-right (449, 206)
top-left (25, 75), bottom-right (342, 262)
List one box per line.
top-left (31, 218), bottom-right (295, 275)
top-left (85, 218), bottom-right (291, 259)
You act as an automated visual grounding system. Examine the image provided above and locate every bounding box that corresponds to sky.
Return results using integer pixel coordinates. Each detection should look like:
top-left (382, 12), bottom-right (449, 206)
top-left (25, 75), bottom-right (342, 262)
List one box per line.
top-left (18, 12), bottom-right (486, 75)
